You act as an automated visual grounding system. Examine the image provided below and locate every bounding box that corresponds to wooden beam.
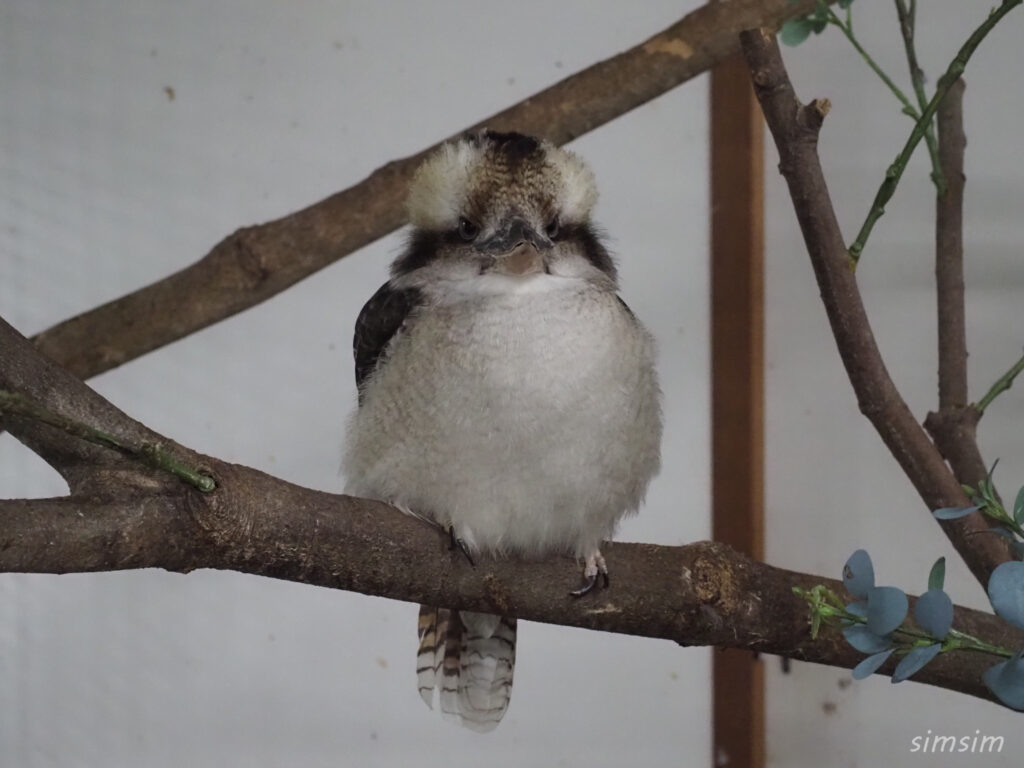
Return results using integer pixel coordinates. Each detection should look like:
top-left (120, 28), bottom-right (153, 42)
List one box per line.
top-left (710, 51), bottom-right (765, 768)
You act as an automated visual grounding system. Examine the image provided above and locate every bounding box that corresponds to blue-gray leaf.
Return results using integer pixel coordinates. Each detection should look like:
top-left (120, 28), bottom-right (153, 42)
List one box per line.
top-left (842, 625), bottom-right (892, 654)
top-left (867, 587), bottom-right (908, 635)
top-left (846, 602), bottom-right (868, 618)
top-left (780, 17), bottom-right (812, 47)
top-left (1015, 485), bottom-right (1024, 525)
top-left (843, 550), bottom-right (874, 599)
top-left (915, 589), bottom-right (954, 640)
top-left (852, 649), bottom-right (894, 680)
top-left (928, 557), bottom-right (946, 591)
top-left (988, 561), bottom-right (1024, 630)
top-left (983, 652), bottom-right (1024, 710)
top-left (987, 527), bottom-right (1017, 540)
top-left (892, 644), bottom-right (942, 683)
top-left (933, 505), bottom-right (981, 520)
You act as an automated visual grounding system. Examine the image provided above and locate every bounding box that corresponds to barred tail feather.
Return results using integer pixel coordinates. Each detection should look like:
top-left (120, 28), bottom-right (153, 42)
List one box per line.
top-left (415, 605), bottom-right (516, 732)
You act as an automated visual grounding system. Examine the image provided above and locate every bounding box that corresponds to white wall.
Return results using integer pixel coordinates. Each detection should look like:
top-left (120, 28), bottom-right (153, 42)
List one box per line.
top-left (0, 2), bottom-right (710, 767)
top-left (5, 1), bottom-right (1022, 766)
top-left (765, 2), bottom-right (1023, 766)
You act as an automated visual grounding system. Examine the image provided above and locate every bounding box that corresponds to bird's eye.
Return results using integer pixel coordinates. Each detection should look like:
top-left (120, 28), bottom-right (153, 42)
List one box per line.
top-left (545, 216), bottom-right (560, 239)
top-left (458, 218), bottom-right (479, 241)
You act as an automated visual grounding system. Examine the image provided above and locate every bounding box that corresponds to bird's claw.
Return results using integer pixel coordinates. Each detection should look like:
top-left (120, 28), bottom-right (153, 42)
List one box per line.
top-left (448, 525), bottom-right (475, 567)
top-left (570, 570), bottom-right (610, 597)
top-left (569, 550), bottom-right (609, 597)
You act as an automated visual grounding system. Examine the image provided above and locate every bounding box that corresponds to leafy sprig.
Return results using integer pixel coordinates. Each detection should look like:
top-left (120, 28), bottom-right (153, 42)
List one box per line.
top-left (796, 548), bottom-right (1024, 708)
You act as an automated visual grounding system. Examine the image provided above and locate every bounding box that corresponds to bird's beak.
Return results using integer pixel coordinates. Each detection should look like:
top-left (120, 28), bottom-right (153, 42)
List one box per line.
top-left (480, 218), bottom-right (551, 276)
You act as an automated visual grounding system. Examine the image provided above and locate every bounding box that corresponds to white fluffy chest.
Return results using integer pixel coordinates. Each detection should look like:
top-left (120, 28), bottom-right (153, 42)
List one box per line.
top-left (343, 279), bottom-right (661, 557)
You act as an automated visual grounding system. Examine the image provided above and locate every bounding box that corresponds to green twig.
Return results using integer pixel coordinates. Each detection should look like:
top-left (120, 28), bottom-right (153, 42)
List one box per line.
top-left (975, 351), bottom-right (1024, 416)
top-left (893, 0), bottom-right (946, 195)
top-left (824, 7), bottom-right (918, 120)
top-left (849, 0), bottom-right (1022, 265)
top-left (0, 389), bottom-right (215, 493)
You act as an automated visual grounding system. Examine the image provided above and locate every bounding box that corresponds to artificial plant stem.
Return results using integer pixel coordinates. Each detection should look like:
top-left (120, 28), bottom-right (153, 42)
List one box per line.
top-left (894, 0), bottom-right (946, 195)
top-left (0, 389), bottom-right (216, 492)
top-left (848, 0), bottom-right (1022, 265)
top-left (826, 8), bottom-right (917, 119)
top-left (975, 352), bottom-right (1024, 416)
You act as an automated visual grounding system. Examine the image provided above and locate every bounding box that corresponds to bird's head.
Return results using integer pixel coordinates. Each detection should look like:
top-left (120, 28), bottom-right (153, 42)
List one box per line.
top-left (393, 130), bottom-right (616, 288)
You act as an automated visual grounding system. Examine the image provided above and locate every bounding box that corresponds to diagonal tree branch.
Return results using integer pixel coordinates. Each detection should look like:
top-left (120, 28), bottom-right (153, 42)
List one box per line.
top-left (739, 28), bottom-right (1015, 587)
top-left (0, 315), bottom-right (209, 497)
top-left (28, 0), bottom-right (831, 382)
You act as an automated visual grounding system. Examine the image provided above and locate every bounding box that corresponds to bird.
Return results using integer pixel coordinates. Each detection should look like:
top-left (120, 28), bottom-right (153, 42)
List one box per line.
top-left (342, 129), bottom-right (662, 732)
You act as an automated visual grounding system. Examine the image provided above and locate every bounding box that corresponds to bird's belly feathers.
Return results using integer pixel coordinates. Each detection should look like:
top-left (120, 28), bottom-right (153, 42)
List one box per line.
top-left (343, 286), bottom-right (661, 557)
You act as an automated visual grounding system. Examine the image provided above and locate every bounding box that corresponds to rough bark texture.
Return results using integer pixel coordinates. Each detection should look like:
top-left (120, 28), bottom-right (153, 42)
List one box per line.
top-left (28, 0), bottom-right (829, 381)
top-left (922, 80), bottom-right (995, 504)
top-left (2, 2), bottom-right (1020, 716)
top-left (739, 29), bottom-right (1014, 587)
top-left (1, 307), bottom-right (1021, 708)
top-left (934, 80), bottom-right (968, 412)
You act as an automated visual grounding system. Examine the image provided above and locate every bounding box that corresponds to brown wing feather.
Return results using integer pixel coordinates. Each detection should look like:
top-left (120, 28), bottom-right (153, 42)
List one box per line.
top-left (352, 282), bottom-right (422, 402)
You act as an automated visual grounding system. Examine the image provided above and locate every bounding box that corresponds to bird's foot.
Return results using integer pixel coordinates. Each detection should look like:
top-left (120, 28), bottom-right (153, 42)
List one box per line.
top-left (448, 525), bottom-right (476, 567)
top-left (570, 550), bottom-right (609, 597)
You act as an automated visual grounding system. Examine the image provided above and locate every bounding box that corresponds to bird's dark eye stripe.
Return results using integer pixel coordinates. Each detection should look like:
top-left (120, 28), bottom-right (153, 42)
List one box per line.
top-left (545, 216), bottom-right (560, 239)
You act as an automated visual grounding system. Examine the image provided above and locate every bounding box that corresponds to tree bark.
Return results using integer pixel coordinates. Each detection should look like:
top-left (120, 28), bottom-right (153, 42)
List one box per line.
top-left (1, 312), bottom-right (1020, 709)
top-left (739, 28), bottom-right (1015, 587)
top-left (28, 0), bottom-right (831, 381)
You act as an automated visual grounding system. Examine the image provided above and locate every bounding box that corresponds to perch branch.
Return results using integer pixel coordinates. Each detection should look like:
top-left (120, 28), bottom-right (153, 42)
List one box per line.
top-left (0, 490), bottom-right (1016, 708)
top-left (3, 310), bottom-right (1019, 708)
top-left (29, 0), bottom-right (830, 381)
top-left (739, 28), bottom-right (1014, 586)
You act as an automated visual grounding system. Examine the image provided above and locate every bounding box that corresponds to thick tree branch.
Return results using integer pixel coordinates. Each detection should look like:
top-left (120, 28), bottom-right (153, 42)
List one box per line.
top-left (739, 29), bottom-right (1014, 586)
top-left (0, 480), bottom-right (1018, 708)
top-left (2, 312), bottom-right (1021, 709)
top-left (28, 0), bottom-right (829, 381)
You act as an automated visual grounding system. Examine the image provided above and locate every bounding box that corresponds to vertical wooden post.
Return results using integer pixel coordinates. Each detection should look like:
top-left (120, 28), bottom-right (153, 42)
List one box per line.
top-left (710, 52), bottom-right (765, 768)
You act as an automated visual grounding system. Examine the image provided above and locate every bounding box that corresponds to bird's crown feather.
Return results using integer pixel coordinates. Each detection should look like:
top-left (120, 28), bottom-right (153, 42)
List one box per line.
top-left (407, 130), bottom-right (597, 230)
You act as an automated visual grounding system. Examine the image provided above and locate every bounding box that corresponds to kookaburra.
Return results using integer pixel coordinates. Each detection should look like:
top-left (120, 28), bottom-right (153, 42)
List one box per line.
top-left (342, 130), bottom-right (662, 731)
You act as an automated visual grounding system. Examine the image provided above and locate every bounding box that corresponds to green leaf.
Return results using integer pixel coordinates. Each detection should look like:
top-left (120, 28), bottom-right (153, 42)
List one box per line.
top-left (780, 17), bottom-right (813, 47)
top-left (838, 0), bottom-right (855, 8)
top-left (928, 557), bottom-right (946, 591)
top-left (1014, 485), bottom-right (1024, 525)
